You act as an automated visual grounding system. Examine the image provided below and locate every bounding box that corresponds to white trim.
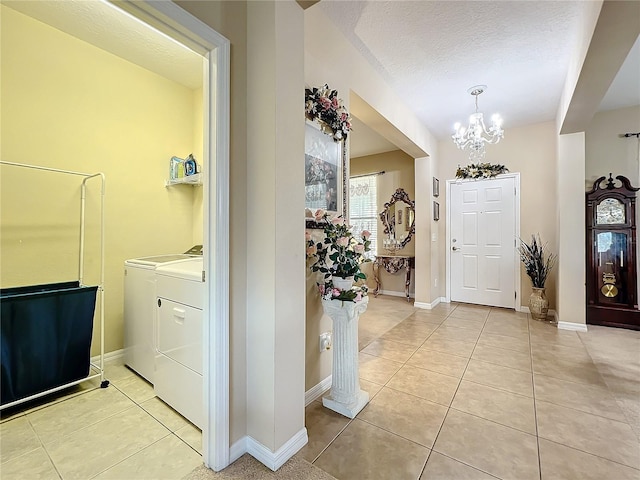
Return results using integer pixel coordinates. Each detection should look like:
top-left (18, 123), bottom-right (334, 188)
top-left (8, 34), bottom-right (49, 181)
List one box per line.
top-left (117, 0), bottom-right (231, 472)
top-left (558, 321), bottom-right (588, 332)
top-left (90, 349), bottom-right (124, 364)
top-left (375, 290), bottom-right (415, 299)
top-left (414, 297), bottom-right (444, 309)
top-left (305, 375), bottom-right (332, 406)
top-left (446, 173), bottom-right (521, 309)
top-left (229, 437), bottom-right (247, 464)
top-left (246, 428), bottom-right (309, 471)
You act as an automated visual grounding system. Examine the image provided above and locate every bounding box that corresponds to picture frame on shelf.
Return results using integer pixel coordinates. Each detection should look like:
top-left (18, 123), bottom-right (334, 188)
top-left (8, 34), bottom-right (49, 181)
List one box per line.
top-left (304, 120), bottom-right (348, 229)
top-left (433, 201), bottom-right (440, 221)
top-left (433, 177), bottom-right (440, 197)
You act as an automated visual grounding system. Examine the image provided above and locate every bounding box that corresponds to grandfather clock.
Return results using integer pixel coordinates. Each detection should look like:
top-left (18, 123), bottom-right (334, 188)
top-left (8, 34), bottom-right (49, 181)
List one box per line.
top-left (586, 174), bottom-right (640, 330)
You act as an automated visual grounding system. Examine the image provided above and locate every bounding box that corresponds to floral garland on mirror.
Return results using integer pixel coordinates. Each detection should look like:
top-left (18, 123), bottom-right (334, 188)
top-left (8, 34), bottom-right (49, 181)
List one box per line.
top-left (305, 84), bottom-right (352, 141)
top-left (455, 163), bottom-right (509, 179)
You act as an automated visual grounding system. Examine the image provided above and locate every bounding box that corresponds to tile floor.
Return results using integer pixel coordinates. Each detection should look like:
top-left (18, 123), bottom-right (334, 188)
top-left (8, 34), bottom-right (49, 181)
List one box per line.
top-left (302, 295), bottom-right (640, 480)
top-left (1, 295), bottom-right (639, 480)
top-left (0, 359), bottom-right (203, 479)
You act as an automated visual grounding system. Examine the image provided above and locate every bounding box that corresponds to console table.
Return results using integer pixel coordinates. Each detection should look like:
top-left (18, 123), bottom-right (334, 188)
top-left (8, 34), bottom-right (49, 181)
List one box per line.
top-left (372, 255), bottom-right (415, 302)
top-left (321, 297), bottom-right (369, 418)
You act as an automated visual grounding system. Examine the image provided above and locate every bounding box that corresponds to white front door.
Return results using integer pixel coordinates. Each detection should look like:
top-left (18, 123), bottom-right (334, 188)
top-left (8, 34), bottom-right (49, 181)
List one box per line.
top-left (449, 176), bottom-right (517, 308)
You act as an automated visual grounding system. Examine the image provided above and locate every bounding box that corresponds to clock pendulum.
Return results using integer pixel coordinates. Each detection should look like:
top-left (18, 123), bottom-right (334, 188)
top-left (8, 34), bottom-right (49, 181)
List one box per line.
top-left (601, 271), bottom-right (618, 298)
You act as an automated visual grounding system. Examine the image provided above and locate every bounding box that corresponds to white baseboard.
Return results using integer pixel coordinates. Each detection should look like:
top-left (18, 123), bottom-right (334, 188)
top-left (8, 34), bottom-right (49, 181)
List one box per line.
top-left (90, 348), bottom-right (124, 364)
top-left (246, 427), bottom-right (308, 471)
top-left (414, 297), bottom-right (444, 310)
top-left (305, 375), bottom-right (332, 406)
top-left (557, 321), bottom-right (588, 332)
top-left (376, 289), bottom-right (415, 299)
top-left (230, 437), bottom-right (247, 464)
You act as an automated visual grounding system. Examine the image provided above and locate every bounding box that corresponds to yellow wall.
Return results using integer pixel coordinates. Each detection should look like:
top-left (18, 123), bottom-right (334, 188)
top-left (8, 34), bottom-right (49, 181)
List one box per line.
top-left (351, 150), bottom-right (416, 295)
top-left (0, 5), bottom-right (202, 354)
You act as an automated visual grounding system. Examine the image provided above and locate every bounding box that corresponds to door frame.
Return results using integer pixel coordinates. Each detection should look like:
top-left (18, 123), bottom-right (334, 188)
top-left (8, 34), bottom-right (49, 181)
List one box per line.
top-left (445, 173), bottom-right (521, 309)
top-left (116, 0), bottom-right (230, 471)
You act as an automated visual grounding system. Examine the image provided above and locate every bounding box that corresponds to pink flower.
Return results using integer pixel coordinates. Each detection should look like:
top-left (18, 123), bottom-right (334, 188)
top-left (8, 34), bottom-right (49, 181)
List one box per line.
top-left (331, 97), bottom-right (340, 110)
top-left (336, 236), bottom-right (349, 247)
top-left (331, 216), bottom-right (345, 225)
top-left (361, 230), bottom-right (371, 240)
top-left (332, 288), bottom-right (340, 297)
top-left (319, 96), bottom-right (331, 110)
top-left (318, 284), bottom-right (325, 295)
top-left (354, 244), bottom-right (365, 254)
top-left (315, 209), bottom-right (326, 221)
top-left (355, 292), bottom-right (362, 302)
top-left (307, 245), bottom-right (317, 256)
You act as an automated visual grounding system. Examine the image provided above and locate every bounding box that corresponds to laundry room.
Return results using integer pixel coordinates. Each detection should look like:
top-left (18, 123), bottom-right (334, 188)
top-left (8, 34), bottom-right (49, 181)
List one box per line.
top-left (0, 1), bottom-right (205, 363)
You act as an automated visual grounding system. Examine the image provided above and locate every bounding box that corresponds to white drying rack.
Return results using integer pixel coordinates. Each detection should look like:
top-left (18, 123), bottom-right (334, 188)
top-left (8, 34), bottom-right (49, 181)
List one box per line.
top-left (0, 160), bottom-right (109, 410)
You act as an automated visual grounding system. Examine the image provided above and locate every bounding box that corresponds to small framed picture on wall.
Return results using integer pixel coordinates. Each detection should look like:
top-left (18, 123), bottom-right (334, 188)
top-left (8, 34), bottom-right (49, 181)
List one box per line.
top-left (433, 177), bottom-right (439, 197)
top-left (433, 201), bottom-right (440, 221)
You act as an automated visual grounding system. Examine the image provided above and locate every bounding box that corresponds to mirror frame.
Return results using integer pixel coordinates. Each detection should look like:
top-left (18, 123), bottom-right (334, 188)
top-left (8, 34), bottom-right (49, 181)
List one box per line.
top-left (379, 188), bottom-right (416, 248)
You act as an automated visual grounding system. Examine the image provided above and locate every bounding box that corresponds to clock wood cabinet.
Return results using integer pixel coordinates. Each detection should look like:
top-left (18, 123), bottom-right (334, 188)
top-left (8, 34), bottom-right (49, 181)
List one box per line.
top-left (586, 174), bottom-right (640, 330)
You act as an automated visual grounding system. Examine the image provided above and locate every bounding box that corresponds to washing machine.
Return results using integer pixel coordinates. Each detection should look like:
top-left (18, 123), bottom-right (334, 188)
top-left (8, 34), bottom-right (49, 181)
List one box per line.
top-left (123, 247), bottom-right (202, 383)
top-left (154, 257), bottom-right (204, 428)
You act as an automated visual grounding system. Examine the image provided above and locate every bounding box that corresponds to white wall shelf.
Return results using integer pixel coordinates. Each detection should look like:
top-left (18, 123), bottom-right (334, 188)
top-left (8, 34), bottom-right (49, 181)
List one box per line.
top-left (165, 173), bottom-right (202, 187)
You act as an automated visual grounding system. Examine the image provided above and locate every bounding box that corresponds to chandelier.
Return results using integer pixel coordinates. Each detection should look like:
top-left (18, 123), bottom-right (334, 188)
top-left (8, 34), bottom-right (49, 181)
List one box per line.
top-left (452, 85), bottom-right (504, 161)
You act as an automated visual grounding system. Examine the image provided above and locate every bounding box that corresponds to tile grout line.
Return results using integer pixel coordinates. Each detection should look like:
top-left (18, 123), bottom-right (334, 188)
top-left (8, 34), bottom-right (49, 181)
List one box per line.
top-left (417, 305), bottom-right (484, 477)
top-left (26, 414), bottom-right (64, 480)
top-left (315, 303), bottom-right (458, 473)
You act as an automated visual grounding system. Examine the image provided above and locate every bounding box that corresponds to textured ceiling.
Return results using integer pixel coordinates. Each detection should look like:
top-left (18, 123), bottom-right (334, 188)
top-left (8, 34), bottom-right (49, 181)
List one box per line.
top-left (7, 0), bottom-right (637, 149)
top-left (4, 0), bottom-right (203, 90)
top-left (320, 0), bottom-right (639, 141)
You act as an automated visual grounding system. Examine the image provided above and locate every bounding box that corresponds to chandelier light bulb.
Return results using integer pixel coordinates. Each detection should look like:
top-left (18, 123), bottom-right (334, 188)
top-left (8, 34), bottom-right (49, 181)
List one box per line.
top-left (452, 85), bottom-right (504, 161)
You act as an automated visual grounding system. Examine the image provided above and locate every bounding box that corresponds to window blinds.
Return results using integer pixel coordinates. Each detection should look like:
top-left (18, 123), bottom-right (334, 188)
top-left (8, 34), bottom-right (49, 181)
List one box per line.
top-left (349, 174), bottom-right (378, 259)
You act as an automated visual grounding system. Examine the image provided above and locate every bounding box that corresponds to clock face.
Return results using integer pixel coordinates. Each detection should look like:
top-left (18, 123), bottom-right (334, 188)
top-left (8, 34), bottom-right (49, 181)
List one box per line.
top-left (596, 198), bottom-right (625, 225)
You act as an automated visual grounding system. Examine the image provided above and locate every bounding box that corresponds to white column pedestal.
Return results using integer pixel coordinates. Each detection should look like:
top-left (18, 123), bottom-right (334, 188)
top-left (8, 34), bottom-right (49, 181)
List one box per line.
top-left (321, 296), bottom-right (369, 418)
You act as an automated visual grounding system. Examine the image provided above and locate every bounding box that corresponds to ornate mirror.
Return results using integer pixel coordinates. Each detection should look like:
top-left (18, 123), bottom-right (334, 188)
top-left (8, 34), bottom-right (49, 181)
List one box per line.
top-left (379, 188), bottom-right (415, 250)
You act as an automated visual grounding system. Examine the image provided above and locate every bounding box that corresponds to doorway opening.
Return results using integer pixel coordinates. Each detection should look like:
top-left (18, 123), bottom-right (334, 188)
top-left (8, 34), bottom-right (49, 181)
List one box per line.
top-left (1, 0), bottom-right (230, 471)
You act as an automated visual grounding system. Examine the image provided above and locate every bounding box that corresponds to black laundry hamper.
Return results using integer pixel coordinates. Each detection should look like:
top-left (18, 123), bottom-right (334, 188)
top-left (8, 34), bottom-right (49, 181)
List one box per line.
top-left (0, 281), bottom-right (98, 406)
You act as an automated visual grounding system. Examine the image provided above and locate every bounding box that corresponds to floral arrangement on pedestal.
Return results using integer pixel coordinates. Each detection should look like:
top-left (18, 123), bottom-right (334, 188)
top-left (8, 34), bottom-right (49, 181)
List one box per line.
top-left (455, 163), bottom-right (509, 179)
top-left (306, 210), bottom-right (371, 302)
top-left (305, 84), bottom-right (352, 141)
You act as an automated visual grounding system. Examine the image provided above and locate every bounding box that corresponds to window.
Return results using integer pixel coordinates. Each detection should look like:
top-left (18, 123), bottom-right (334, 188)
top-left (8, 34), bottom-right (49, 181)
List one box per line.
top-left (349, 174), bottom-right (378, 259)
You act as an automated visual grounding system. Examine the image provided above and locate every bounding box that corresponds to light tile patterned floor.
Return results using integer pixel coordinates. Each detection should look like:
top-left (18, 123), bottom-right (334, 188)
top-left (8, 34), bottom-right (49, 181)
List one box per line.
top-left (0, 360), bottom-right (202, 479)
top-left (2, 295), bottom-right (639, 480)
top-left (303, 295), bottom-right (640, 480)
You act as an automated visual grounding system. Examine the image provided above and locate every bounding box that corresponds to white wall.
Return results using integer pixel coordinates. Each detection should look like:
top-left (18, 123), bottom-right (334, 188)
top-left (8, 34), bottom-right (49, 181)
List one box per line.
top-left (556, 132), bottom-right (586, 325)
top-left (438, 121), bottom-right (558, 309)
top-left (304, 5), bottom-right (437, 390)
top-left (586, 106), bottom-right (640, 188)
top-left (246, 0), bottom-right (306, 455)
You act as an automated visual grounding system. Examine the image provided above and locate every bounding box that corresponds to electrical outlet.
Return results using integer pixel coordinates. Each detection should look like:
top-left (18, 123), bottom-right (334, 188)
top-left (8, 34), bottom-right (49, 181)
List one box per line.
top-left (319, 332), bottom-right (332, 352)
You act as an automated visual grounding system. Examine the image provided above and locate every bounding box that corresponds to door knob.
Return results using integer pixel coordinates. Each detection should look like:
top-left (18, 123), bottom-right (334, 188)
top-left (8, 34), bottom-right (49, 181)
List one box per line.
top-left (452, 246), bottom-right (460, 251)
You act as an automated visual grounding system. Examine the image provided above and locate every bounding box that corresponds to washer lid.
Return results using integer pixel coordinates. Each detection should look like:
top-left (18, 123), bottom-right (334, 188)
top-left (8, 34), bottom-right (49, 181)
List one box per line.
top-left (155, 258), bottom-right (204, 281)
top-left (126, 254), bottom-right (197, 267)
